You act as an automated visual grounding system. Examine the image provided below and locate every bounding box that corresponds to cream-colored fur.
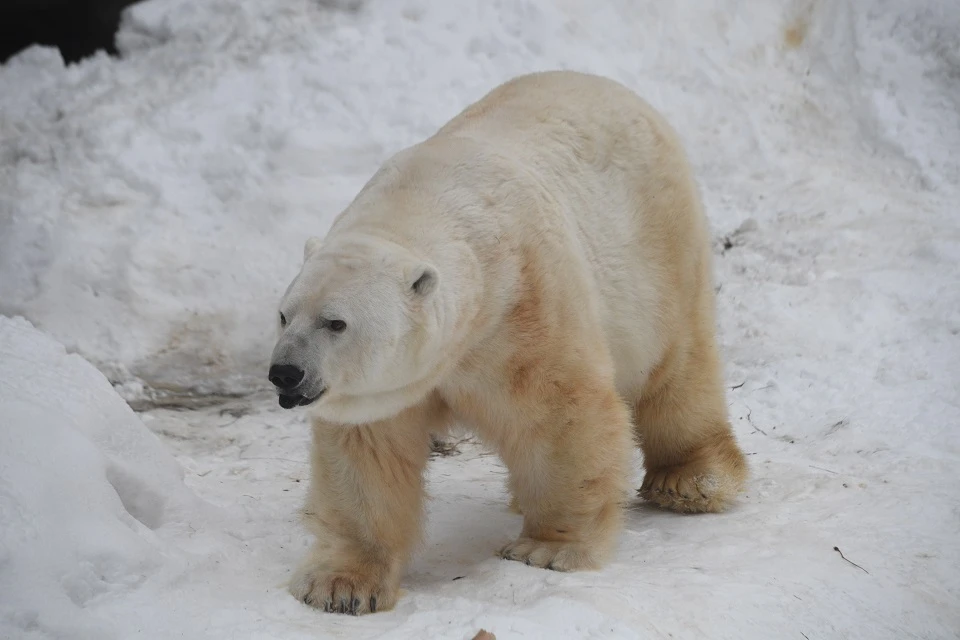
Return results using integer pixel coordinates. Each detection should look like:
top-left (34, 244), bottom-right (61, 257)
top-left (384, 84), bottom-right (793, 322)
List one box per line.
top-left (277, 70), bottom-right (747, 615)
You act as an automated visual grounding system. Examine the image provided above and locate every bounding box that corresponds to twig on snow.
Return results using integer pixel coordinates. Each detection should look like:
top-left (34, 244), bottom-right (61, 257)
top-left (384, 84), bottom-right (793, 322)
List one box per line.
top-left (809, 465), bottom-right (839, 475)
top-left (238, 455), bottom-right (306, 465)
top-left (745, 406), bottom-right (767, 436)
top-left (801, 633), bottom-right (810, 640)
top-left (834, 546), bottom-right (869, 574)
top-left (730, 381), bottom-right (746, 390)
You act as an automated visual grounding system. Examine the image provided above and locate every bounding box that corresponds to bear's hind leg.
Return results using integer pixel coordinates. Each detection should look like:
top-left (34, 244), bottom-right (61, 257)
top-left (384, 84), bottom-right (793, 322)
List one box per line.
top-left (633, 340), bottom-right (748, 513)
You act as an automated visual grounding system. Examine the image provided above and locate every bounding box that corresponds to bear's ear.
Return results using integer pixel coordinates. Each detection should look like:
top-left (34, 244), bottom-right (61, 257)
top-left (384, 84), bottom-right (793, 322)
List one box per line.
top-left (303, 236), bottom-right (324, 262)
top-left (406, 263), bottom-right (439, 296)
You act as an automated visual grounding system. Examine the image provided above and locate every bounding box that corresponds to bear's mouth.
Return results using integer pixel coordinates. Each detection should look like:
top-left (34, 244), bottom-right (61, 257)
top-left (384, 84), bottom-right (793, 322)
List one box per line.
top-left (277, 389), bottom-right (324, 410)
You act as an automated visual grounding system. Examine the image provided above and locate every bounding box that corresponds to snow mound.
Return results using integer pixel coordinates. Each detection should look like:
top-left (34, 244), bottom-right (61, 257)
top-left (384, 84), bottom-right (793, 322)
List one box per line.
top-left (2, 0), bottom-right (957, 404)
top-left (0, 316), bottom-right (197, 640)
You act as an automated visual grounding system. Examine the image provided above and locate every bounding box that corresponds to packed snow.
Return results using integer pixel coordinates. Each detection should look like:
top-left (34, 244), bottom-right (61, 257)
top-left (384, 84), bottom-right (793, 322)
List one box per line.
top-left (1, 0), bottom-right (958, 638)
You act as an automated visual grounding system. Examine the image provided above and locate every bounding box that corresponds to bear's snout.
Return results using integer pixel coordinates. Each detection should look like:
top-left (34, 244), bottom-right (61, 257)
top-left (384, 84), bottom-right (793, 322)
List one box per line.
top-left (268, 364), bottom-right (304, 391)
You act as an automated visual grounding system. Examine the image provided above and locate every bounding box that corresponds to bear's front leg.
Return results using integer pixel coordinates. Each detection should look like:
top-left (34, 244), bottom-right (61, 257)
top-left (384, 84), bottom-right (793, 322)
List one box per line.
top-left (289, 395), bottom-right (449, 614)
top-left (494, 378), bottom-right (634, 572)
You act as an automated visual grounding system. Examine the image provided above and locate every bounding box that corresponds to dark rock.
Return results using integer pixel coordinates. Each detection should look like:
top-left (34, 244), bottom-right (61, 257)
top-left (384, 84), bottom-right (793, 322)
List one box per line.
top-left (0, 0), bottom-right (142, 65)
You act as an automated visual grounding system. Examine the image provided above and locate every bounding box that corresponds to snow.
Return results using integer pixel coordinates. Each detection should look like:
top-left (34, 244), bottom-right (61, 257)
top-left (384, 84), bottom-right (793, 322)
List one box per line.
top-left (0, 0), bottom-right (958, 638)
top-left (0, 316), bottom-right (194, 639)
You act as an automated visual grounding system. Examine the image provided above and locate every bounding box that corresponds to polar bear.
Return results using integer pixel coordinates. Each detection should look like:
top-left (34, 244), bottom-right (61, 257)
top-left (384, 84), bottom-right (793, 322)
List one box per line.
top-left (269, 70), bottom-right (747, 615)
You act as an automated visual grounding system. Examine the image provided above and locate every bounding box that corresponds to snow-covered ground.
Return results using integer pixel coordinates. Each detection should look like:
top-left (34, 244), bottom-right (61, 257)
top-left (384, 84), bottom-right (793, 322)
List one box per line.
top-left (1, 0), bottom-right (958, 638)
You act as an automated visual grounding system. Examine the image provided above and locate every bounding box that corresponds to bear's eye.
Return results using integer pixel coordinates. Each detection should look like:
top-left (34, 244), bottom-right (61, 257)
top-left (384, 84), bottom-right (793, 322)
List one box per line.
top-left (279, 312), bottom-right (287, 327)
top-left (328, 319), bottom-right (347, 333)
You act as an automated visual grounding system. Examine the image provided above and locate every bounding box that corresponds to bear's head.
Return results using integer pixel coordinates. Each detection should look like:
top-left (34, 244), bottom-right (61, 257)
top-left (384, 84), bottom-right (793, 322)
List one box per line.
top-left (268, 234), bottom-right (443, 424)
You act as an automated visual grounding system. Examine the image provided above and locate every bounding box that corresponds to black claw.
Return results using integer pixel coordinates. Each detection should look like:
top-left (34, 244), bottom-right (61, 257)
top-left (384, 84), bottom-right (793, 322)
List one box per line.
top-left (324, 598), bottom-right (332, 612)
top-left (370, 596), bottom-right (378, 613)
top-left (339, 597), bottom-right (350, 614)
top-left (351, 597), bottom-right (361, 615)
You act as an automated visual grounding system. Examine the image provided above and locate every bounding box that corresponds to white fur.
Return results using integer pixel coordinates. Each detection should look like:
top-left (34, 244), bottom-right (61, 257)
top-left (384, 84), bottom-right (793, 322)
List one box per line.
top-left (277, 71), bottom-right (690, 425)
top-left (278, 71), bottom-right (747, 614)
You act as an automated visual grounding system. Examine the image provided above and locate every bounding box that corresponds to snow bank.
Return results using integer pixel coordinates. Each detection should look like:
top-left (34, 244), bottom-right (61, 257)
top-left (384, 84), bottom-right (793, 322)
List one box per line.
top-left (2, 0), bottom-right (956, 404)
top-left (0, 316), bottom-right (198, 639)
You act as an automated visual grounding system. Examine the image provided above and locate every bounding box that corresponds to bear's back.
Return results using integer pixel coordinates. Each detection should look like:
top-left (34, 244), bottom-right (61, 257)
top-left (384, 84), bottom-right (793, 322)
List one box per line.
top-left (434, 71), bottom-right (714, 396)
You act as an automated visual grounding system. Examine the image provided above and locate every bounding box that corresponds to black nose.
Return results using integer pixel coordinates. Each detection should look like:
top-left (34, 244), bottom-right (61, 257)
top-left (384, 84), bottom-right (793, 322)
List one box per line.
top-left (269, 364), bottom-right (304, 390)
